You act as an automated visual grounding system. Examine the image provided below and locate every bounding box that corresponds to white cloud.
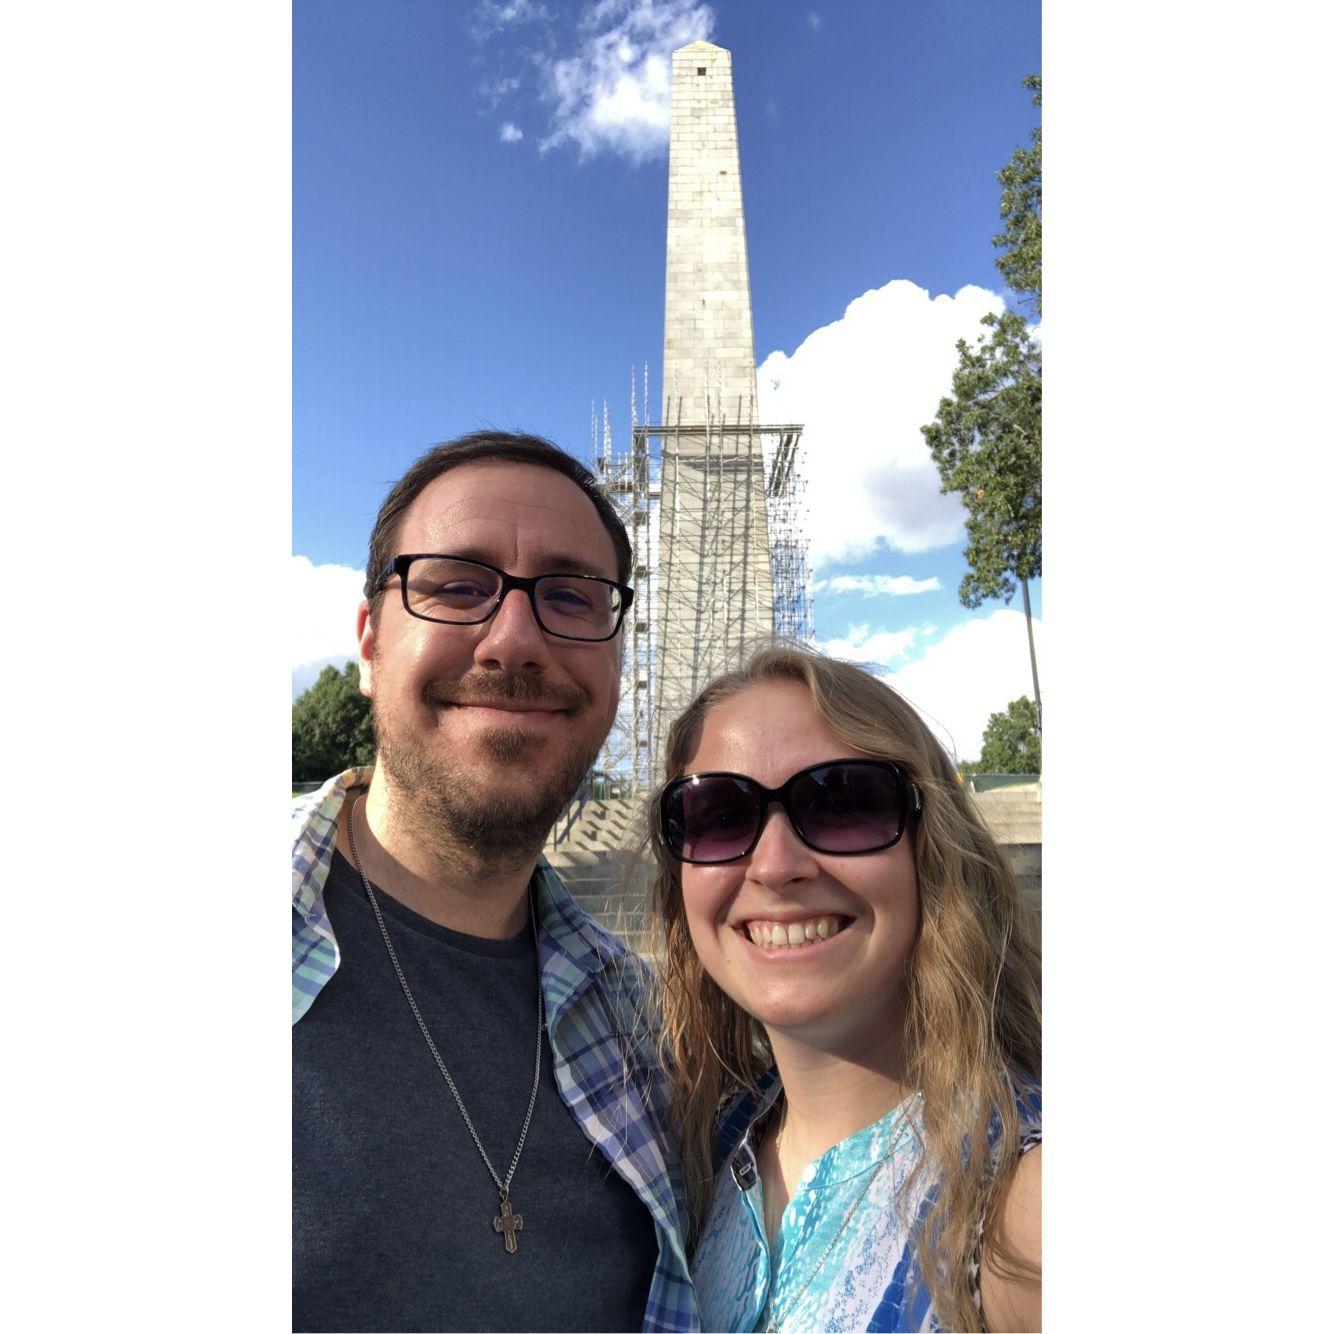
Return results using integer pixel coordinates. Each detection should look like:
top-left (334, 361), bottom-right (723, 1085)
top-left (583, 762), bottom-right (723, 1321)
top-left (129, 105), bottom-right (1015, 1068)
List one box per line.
top-left (814, 621), bottom-right (925, 669)
top-left (471, 0), bottom-right (550, 41)
top-left (813, 573), bottom-right (941, 597)
top-left (757, 279), bottom-right (1008, 567)
top-left (807, 11), bottom-right (823, 32)
top-left (538, 0), bottom-right (715, 162)
top-left (479, 74), bottom-right (523, 109)
top-left (291, 555), bottom-right (365, 698)
top-left (499, 121), bottom-right (525, 142)
top-left (822, 608), bottom-right (1042, 764)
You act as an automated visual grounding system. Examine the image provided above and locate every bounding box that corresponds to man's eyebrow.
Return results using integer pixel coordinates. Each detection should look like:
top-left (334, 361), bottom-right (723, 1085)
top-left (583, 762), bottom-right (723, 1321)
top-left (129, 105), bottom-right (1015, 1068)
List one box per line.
top-left (537, 553), bottom-right (617, 579)
top-left (442, 547), bottom-right (615, 580)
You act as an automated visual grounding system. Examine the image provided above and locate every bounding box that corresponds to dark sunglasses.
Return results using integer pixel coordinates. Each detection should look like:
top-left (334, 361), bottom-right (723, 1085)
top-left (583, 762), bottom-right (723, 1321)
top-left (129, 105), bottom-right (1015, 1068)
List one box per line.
top-left (660, 759), bottom-right (922, 865)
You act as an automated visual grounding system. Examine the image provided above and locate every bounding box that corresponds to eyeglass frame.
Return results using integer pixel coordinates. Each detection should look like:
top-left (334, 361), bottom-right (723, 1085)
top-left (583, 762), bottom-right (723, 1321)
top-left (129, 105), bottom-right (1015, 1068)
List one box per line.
top-left (372, 552), bottom-right (635, 643)
top-left (660, 758), bottom-right (924, 864)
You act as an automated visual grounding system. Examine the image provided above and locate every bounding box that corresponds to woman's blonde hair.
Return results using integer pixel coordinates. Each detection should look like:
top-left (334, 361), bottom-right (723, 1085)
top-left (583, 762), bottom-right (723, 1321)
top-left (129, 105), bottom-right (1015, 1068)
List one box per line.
top-left (647, 644), bottom-right (1041, 1332)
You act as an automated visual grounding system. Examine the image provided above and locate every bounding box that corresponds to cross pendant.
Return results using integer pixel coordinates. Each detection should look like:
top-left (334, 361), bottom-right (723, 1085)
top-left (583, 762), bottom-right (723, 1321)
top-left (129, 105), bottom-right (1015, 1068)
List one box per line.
top-left (492, 1192), bottom-right (524, 1254)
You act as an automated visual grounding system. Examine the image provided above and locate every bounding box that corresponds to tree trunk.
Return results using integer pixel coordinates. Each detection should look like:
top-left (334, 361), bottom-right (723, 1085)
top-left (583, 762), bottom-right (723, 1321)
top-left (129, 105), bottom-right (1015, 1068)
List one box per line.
top-left (1021, 577), bottom-right (1042, 732)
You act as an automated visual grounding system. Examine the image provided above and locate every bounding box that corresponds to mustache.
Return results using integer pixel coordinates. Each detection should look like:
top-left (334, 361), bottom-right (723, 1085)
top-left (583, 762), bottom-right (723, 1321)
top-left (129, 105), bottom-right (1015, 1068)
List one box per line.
top-left (424, 673), bottom-right (589, 713)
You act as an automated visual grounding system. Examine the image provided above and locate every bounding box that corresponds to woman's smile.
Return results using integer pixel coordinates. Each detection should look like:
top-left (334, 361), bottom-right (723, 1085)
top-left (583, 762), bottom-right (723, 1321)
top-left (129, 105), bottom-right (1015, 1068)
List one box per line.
top-left (739, 913), bottom-right (852, 950)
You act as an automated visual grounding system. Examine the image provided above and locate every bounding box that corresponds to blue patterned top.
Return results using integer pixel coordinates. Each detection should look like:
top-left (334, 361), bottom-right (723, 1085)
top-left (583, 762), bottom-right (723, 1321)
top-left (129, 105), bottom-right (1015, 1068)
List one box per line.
top-left (694, 1076), bottom-right (1041, 1332)
top-left (292, 769), bottom-right (701, 1332)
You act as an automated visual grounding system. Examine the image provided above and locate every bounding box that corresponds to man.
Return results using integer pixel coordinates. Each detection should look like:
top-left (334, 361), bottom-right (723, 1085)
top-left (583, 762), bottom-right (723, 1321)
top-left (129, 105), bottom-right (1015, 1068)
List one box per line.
top-left (293, 432), bottom-right (698, 1333)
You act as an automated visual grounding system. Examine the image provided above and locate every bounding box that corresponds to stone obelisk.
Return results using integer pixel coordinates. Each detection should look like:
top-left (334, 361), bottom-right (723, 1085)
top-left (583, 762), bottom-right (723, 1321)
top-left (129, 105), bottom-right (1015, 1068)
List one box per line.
top-left (654, 39), bottom-right (774, 764)
top-left (544, 40), bottom-right (804, 943)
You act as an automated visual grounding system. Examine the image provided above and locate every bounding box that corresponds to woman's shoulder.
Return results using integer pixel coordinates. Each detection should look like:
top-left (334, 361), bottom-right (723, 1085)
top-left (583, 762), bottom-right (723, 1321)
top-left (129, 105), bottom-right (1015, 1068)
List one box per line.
top-left (979, 1142), bottom-right (1041, 1330)
top-left (974, 1077), bottom-right (1042, 1330)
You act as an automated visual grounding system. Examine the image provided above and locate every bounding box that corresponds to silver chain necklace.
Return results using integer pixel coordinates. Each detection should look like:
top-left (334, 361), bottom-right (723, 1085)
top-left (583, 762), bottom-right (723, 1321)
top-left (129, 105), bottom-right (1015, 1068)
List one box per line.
top-left (763, 1093), bottom-right (922, 1333)
top-left (348, 796), bottom-right (544, 1255)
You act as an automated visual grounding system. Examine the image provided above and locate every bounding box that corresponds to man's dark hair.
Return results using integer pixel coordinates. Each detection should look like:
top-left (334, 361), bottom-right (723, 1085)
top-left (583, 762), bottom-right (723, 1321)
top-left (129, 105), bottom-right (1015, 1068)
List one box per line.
top-left (364, 431), bottom-right (632, 612)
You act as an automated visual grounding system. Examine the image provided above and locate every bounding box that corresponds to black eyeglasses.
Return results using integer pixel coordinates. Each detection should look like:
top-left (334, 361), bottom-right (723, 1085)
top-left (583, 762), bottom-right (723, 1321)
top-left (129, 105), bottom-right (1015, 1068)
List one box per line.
top-left (374, 554), bottom-right (633, 643)
top-left (660, 759), bottom-right (922, 864)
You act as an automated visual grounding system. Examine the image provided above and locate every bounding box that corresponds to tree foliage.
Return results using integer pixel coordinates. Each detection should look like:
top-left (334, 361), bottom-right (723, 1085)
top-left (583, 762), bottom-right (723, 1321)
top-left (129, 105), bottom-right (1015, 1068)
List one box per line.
top-left (976, 696), bottom-right (1041, 774)
top-left (292, 662), bottom-right (376, 782)
top-left (923, 73), bottom-right (1041, 610)
top-left (994, 75), bottom-right (1041, 313)
top-left (922, 311), bottom-right (1041, 607)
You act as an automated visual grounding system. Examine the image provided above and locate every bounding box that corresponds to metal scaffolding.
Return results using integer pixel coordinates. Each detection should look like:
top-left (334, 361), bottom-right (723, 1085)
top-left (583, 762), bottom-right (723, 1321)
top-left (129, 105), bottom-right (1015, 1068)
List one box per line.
top-left (593, 369), bottom-right (659, 799)
top-left (591, 366), bottom-right (810, 798)
top-left (765, 426), bottom-right (812, 644)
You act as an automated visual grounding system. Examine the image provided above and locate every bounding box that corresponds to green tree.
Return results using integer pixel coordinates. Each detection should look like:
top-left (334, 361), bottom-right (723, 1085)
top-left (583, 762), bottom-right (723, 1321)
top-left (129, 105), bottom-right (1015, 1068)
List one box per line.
top-left (923, 73), bottom-right (1042, 724)
top-left (976, 697), bottom-right (1041, 774)
top-left (994, 75), bottom-right (1041, 313)
top-left (292, 661), bottom-right (376, 782)
top-left (922, 310), bottom-right (1040, 610)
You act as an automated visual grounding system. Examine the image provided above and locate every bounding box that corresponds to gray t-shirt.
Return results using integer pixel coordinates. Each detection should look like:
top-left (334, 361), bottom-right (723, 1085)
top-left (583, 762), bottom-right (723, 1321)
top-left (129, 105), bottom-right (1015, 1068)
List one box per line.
top-left (293, 851), bottom-right (659, 1332)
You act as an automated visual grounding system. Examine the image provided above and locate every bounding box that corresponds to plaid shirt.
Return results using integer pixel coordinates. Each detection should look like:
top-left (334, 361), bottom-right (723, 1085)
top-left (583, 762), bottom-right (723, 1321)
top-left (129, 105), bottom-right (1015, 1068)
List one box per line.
top-left (292, 769), bottom-right (700, 1332)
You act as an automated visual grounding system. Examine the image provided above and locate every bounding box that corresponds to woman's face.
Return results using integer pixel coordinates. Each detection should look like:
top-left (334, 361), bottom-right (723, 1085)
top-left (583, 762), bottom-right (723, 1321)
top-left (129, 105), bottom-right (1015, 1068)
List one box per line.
top-left (679, 679), bottom-right (920, 1055)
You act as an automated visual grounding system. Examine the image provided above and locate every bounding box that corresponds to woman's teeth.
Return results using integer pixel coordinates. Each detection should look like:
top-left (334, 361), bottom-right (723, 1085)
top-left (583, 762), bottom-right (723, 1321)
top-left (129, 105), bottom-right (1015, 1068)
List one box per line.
top-left (745, 916), bottom-right (845, 949)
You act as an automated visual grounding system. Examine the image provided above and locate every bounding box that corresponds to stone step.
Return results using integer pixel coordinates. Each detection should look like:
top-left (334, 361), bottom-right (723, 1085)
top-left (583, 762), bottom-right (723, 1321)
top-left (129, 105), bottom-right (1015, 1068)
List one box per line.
top-left (973, 787), bottom-right (1042, 845)
top-left (973, 790), bottom-right (1041, 808)
top-left (983, 820), bottom-right (1043, 844)
top-left (546, 846), bottom-right (604, 869)
top-left (547, 844), bottom-right (639, 869)
top-left (544, 796), bottom-right (641, 860)
top-left (1001, 843), bottom-right (1042, 918)
top-left (983, 809), bottom-right (1041, 827)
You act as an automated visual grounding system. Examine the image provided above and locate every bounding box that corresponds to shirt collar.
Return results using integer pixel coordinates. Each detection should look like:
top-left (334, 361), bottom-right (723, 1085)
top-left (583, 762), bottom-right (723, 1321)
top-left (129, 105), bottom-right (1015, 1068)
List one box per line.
top-left (719, 1074), bottom-right (925, 1192)
top-left (532, 856), bottom-right (633, 1029)
top-left (292, 767), bottom-right (372, 933)
top-left (801, 1095), bottom-right (924, 1190)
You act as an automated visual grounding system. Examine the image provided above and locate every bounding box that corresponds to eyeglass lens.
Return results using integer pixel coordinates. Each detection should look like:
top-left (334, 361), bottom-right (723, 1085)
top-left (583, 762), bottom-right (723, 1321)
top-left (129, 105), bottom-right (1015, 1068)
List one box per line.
top-left (667, 762), bottom-right (906, 863)
top-left (403, 557), bottom-right (622, 639)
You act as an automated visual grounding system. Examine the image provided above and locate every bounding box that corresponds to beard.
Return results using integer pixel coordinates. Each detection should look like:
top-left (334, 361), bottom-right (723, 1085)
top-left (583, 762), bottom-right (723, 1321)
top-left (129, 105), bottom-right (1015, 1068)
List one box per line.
top-left (372, 670), bottom-right (603, 865)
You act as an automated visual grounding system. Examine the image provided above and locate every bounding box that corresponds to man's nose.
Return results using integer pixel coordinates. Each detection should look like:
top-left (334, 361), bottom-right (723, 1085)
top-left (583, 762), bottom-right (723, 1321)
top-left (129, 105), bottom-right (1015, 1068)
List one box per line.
top-left (472, 586), bottom-right (554, 673)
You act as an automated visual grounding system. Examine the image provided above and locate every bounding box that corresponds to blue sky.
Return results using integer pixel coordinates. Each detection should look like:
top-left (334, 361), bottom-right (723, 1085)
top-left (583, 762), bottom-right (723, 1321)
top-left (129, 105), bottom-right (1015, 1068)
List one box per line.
top-left (294, 0), bottom-right (1042, 760)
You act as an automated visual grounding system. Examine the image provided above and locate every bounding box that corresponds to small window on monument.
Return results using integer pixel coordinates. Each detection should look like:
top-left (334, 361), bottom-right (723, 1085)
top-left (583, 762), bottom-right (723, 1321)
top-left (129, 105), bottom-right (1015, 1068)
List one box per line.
top-left (697, 67), bottom-right (706, 75)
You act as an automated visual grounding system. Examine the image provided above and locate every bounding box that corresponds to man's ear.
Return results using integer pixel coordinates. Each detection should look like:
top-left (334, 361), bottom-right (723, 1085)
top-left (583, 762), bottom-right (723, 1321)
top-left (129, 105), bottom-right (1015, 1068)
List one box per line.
top-left (356, 600), bottom-right (375, 698)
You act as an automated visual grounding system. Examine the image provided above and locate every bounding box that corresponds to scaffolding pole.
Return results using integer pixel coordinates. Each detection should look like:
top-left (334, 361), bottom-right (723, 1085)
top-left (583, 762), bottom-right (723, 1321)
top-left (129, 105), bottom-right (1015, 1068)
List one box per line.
top-left (590, 389), bottom-right (809, 792)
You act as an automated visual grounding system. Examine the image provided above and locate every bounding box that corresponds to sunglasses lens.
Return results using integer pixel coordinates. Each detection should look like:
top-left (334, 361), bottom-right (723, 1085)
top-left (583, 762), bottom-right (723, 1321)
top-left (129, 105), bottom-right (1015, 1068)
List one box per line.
top-left (668, 777), bottom-right (762, 862)
top-left (790, 763), bottom-right (905, 853)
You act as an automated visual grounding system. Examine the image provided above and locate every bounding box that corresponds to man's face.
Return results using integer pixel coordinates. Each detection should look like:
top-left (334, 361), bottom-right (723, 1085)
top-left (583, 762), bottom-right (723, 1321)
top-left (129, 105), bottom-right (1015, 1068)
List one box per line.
top-left (357, 461), bottom-right (622, 858)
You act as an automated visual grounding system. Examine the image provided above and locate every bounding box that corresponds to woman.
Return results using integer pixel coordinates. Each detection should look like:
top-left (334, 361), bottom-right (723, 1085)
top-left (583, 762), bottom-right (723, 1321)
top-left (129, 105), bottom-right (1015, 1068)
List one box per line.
top-left (648, 646), bottom-right (1042, 1332)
